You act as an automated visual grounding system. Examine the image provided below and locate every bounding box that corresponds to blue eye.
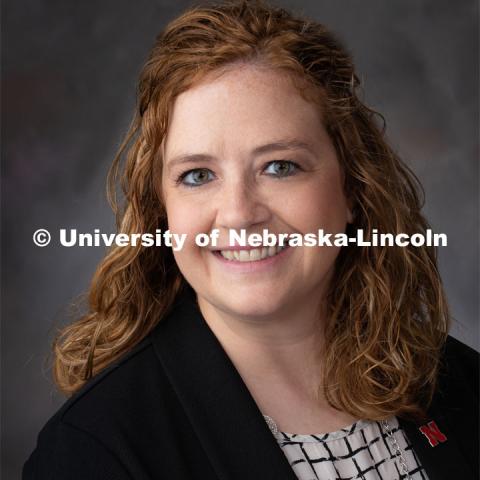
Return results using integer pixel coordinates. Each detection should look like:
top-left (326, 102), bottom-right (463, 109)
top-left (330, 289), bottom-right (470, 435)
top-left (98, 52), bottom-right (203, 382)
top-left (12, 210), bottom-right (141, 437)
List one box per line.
top-left (264, 160), bottom-right (299, 177)
top-left (177, 168), bottom-right (214, 187)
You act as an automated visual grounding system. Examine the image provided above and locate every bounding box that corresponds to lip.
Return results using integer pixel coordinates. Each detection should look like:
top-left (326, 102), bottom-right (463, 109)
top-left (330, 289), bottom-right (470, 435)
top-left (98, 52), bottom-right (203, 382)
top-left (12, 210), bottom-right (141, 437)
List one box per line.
top-left (210, 245), bottom-right (292, 272)
top-left (212, 245), bottom-right (282, 251)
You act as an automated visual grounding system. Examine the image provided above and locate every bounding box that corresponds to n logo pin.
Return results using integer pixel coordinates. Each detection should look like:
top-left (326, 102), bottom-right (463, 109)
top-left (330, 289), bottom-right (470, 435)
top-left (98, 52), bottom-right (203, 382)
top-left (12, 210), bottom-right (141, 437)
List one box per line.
top-left (419, 420), bottom-right (447, 447)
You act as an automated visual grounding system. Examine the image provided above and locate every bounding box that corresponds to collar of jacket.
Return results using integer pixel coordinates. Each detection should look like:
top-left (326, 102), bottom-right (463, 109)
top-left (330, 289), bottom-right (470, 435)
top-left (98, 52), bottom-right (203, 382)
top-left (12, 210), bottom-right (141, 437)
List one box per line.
top-left (151, 283), bottom-right (474, 480)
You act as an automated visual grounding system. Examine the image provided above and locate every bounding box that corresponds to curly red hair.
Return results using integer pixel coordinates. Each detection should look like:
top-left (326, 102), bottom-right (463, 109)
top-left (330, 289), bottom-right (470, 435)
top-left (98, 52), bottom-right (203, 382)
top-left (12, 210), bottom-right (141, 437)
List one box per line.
top-left (54, 0), bottom-right (449, 422)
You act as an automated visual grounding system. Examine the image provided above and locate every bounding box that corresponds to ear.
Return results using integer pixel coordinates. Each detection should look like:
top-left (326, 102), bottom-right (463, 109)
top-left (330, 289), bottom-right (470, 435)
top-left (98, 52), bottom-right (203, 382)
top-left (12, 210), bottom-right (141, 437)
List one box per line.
top-left (341, 169), bottom-right (355, 224)
top-left (346, 196), bottom-right (355, 224)
top-left (347, 206), bottom-right (354, 224)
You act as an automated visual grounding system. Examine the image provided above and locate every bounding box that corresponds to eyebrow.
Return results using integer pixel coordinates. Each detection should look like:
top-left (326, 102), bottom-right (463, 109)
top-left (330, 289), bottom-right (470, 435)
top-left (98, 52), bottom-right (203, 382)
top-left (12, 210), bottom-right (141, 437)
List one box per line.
top-left (165, 139), bottom-right (316, 169)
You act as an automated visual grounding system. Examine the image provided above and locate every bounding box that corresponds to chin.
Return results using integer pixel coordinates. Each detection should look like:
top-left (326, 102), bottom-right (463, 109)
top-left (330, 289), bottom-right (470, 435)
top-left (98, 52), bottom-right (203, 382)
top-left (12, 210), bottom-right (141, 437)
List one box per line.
top-left (213, 288), bottom-right (288, 319)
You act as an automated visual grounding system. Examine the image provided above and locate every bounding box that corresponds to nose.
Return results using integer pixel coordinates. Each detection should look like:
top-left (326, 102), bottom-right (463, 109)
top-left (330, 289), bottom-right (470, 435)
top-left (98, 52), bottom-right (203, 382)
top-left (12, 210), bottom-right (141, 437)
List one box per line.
top-left (215, 177), bottom-right (271, 231)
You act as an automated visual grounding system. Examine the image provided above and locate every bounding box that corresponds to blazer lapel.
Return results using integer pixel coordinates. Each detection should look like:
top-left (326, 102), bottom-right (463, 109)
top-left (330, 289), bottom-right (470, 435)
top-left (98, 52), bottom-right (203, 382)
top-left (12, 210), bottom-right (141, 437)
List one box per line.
top-left (398, 397), bottom-right (475, 479)
top-left (151, 284), bottom-right (298, 480)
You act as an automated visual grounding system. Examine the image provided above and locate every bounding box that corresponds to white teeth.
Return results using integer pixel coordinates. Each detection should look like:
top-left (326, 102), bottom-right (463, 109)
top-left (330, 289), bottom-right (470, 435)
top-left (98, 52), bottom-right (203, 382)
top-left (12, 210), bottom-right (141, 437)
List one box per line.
top-left (219, 245), bottom-right (287, 262)
top-left (249, 249), bottom-right (261, 261)
top-left (221, 250), bottom-right (234, 260)
top-left (239, 250), bottom-right (250, 261)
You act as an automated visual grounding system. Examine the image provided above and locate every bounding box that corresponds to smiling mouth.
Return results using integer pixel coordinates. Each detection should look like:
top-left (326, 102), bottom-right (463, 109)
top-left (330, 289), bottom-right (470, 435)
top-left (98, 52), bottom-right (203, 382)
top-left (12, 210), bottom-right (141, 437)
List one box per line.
top-left (214, 245), bottom-right (288, 262)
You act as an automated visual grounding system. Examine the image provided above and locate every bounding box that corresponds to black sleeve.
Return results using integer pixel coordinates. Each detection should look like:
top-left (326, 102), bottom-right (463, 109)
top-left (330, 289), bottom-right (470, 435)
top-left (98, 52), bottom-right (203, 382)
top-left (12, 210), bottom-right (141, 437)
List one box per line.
top-left (22, 421), bottom-right (131, 480)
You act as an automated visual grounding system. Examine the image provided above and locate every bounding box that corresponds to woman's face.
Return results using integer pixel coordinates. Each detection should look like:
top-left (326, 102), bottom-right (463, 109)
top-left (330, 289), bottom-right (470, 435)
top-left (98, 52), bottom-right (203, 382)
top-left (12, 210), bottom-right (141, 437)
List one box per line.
top-left (162, 65), bottom-right (352, 318)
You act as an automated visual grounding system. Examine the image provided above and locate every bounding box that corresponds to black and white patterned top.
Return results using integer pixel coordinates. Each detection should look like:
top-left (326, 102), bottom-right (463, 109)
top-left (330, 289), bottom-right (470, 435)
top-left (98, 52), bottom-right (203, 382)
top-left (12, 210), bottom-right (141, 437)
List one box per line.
top-left (264, 415), bottom-right (430, 480)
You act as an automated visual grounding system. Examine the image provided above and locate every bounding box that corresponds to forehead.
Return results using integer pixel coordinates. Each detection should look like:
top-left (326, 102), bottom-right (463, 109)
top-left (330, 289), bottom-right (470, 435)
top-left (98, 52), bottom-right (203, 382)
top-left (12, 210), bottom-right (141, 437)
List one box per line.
top-left (163, 65), bottom-right (324, 157)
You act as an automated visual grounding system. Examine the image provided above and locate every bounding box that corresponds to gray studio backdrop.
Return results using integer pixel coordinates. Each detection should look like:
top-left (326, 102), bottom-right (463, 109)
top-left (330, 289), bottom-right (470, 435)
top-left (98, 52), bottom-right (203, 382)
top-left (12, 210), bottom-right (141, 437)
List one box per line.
top-left (2, 0), bottom-right (478, 478)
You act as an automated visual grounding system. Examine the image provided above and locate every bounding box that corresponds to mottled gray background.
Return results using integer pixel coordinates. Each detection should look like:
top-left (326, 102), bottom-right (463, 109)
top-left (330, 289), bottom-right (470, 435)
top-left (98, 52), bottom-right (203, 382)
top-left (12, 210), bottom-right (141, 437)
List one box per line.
top-left (2, 0), bottom-right (478, 478)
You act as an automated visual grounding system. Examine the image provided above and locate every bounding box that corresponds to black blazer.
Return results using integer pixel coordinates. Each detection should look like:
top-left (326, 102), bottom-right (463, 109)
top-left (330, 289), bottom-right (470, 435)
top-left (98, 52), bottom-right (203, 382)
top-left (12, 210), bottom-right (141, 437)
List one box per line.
top-left (23, 284), bottom-right (479, 479)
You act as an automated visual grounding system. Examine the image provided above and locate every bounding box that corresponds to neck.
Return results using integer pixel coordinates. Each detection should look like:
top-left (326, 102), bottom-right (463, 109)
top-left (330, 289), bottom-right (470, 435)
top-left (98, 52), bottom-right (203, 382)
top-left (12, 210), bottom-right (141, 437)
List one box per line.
top-left (196, 292), bottom-right (327, 400)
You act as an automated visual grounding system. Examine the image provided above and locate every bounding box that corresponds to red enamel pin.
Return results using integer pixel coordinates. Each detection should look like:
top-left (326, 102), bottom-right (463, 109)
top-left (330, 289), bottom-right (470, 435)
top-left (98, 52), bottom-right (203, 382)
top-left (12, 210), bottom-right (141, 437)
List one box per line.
top-left (418, 420), bottom-right (447, 447)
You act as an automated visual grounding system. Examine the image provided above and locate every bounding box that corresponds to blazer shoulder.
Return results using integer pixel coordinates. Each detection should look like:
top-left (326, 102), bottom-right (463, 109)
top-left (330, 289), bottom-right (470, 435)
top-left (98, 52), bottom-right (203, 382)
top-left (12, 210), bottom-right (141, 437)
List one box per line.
top-left (23, 420), bottom-right (132, 480)
top-left (24, 335), bottom-right (165, 479)
top-left (442, 335), bottom-right (479, 385)
top-left (435, 334), bottom-right (479, 409)
top-left (58, 335), bottom-right (156, 424)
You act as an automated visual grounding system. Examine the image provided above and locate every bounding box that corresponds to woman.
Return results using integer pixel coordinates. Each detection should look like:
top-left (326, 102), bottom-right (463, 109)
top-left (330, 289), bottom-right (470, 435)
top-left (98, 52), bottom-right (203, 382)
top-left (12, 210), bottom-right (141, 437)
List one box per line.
top-left (23, 1), bottom-right (478, 479)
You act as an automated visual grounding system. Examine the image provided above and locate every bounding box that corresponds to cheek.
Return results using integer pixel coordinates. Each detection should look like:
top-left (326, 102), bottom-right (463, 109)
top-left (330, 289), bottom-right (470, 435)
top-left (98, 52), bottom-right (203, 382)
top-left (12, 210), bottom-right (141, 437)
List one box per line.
top-left (165, 202), bottom-right (195, 236)
top-left (164, 190), bottom-right (207, 236)
top-left (164, 196), bottom-right (209, 270)
top-left (286, 175), bottom-right (349, 234)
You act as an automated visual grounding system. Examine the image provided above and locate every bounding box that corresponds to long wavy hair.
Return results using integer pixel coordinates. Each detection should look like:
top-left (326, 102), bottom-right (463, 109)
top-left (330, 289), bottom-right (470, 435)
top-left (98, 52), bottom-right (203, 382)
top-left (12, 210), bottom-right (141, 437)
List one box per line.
top-left (54, 0), bottom-right (449, 421)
